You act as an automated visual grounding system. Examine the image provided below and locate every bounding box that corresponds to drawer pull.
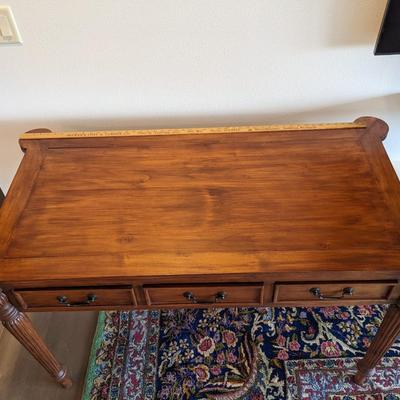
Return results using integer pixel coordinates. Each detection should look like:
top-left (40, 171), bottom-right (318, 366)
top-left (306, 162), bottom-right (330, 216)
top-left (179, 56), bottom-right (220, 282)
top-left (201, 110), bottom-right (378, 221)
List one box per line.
top-left (310, 287), bottom-right (353, 300)
top-left (183, 291), bottom-right (227, 304)
top-left (57, 294), bottom-right (97, 307)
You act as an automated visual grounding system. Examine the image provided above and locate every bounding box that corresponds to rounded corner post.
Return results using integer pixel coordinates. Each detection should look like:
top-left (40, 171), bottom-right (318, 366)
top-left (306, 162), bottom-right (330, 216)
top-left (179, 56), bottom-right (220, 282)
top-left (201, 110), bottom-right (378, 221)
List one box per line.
top-left (354, 116), bottom-right (389, 141)
top-left (19, 129), bottom-right (52, 152)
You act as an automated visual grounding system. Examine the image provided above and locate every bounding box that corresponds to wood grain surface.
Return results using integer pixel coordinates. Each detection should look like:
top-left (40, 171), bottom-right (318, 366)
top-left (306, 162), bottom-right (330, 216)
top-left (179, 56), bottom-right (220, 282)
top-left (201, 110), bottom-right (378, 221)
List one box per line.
top-left (1, 118), bottom-right (399, 286)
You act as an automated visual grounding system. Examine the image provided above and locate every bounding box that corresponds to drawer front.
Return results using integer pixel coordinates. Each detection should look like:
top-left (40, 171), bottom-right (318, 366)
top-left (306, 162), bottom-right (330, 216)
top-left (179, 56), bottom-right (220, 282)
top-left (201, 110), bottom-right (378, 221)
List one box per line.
top-left (14, 286), bottom-right (136, 309)
top-left (274, 281), bottom-right (397, 304)
top-left (144, 283), bottom-right (264, 306)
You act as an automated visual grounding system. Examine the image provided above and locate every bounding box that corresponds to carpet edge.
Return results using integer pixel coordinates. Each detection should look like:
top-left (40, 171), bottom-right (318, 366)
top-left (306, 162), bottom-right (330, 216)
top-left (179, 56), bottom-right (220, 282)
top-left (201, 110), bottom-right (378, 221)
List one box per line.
top-left (81, 311), bottom-right (107, 400)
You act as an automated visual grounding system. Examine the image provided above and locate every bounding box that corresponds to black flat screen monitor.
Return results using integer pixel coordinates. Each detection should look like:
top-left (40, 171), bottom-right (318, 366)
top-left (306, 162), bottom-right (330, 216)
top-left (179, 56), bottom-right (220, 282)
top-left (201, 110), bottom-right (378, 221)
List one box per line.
top-left (375, 0), bottom-right (400, 55)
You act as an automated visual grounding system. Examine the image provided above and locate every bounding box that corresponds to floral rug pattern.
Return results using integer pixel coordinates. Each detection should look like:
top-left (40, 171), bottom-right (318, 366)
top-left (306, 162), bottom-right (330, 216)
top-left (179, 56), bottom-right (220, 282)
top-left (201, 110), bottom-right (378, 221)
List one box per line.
top-left (82, 305), bottom-right (400, 400)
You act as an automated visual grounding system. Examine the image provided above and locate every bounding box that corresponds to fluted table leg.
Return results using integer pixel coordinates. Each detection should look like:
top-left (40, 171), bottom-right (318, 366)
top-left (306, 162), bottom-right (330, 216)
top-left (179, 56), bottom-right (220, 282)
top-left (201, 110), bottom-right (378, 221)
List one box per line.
top-left (354, 303), bottom-right (400, 385)
top-left (0, 289), bottom-right (72, 388)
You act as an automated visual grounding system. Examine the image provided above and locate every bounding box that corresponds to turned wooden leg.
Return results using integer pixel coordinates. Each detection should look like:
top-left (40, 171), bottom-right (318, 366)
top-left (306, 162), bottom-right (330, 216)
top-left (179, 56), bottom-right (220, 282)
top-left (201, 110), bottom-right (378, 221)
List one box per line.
top-left (0, 289), bottom-right (72, 388)
top-left (354, 303), bottom-right (400, 385)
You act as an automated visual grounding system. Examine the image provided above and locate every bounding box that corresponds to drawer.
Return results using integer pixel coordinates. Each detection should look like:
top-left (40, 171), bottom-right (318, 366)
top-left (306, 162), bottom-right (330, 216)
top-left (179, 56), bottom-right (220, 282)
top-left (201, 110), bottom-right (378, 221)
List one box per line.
top-left (273, 281), bottom-right (398, 304)
top-left (144, 283), bottom-right (264, 306)
top-left (14, 286), bottom-right (137, 310)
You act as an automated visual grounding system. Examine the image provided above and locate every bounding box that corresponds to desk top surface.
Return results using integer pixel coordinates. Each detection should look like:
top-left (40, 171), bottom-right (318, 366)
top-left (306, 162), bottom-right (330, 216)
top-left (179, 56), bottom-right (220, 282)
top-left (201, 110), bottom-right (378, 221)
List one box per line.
top-left (1, 117), bottom-right (400, 284)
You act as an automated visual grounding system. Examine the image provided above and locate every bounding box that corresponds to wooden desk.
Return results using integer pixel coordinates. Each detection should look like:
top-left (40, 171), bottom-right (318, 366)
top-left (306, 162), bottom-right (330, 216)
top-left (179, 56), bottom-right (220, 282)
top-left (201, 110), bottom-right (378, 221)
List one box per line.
top-left (0, 117), bottom-right (399, 389)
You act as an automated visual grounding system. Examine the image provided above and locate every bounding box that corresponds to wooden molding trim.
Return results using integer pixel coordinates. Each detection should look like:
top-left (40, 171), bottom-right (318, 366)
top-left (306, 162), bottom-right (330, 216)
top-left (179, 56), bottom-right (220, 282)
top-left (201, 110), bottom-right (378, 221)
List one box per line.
top-left (0, 142), bottom-right (46, 256)
top-left (19, 121), bottom-right (366, 140)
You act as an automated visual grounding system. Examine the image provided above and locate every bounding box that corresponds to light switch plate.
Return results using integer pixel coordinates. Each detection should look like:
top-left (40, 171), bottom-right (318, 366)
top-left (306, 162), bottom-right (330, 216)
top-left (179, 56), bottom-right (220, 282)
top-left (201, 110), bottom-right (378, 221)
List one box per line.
top-left (0, 6), bottom-right (22, 44)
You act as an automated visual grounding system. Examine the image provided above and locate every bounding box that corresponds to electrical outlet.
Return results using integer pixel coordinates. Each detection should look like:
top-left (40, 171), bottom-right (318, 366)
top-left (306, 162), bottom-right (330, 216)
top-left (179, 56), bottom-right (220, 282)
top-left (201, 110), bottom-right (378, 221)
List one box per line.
top-left (0, 6), bottom-right (22, 44)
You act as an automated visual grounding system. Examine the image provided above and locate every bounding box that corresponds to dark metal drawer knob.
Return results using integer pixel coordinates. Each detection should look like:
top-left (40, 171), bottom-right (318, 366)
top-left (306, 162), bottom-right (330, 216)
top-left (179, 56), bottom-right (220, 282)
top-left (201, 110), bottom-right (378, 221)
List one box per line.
top-left (310, 287), bottom-right (353, 300)
top-left (57, 294), bottom-right (97, 307)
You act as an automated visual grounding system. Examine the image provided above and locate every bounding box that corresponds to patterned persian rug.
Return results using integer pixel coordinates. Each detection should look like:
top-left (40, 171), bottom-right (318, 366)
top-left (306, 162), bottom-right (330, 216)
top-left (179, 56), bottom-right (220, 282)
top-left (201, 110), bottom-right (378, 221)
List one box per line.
top-left (82, 306), bottom-right (400, 400)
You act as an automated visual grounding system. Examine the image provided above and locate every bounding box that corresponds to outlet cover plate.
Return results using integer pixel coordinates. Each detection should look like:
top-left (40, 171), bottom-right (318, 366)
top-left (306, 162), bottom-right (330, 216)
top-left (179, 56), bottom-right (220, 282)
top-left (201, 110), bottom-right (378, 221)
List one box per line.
top-left (0, 6), bottom-right (22, 44)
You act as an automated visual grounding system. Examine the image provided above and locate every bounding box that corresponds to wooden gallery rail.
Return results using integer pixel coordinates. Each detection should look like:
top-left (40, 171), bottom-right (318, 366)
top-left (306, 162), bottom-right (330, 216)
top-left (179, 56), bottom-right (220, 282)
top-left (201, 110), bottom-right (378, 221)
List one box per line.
top-left (0, 117), bottom-right (399, 390)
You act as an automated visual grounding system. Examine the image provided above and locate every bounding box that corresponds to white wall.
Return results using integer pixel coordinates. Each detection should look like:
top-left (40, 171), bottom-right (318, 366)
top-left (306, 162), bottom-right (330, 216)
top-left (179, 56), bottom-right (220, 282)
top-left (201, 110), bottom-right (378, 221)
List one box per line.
top-left (1, 0), bottom-right (399, 190)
